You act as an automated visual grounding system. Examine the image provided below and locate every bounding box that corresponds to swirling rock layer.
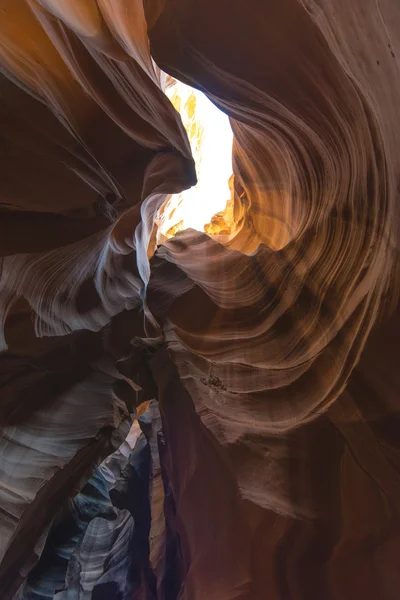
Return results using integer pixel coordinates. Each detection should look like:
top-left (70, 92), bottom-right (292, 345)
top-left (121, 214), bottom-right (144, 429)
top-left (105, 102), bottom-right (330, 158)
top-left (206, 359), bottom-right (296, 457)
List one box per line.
top-left (0, 0), bottom-right (400, 598)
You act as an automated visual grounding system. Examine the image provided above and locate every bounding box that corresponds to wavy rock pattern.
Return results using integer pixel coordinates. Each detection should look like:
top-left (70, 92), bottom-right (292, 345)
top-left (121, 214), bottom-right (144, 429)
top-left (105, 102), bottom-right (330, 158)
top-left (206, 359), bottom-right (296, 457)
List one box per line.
top-left (1, 0), bottom-right (400, 598)
top-left (18, 419), bottom-right (141, 600)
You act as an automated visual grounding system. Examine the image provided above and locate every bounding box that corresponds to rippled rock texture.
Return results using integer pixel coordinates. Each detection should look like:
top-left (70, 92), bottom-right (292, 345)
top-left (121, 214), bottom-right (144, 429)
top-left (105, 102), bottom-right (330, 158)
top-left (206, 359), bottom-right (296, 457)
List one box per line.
top-left (1, 0), bottom-right (400, 598)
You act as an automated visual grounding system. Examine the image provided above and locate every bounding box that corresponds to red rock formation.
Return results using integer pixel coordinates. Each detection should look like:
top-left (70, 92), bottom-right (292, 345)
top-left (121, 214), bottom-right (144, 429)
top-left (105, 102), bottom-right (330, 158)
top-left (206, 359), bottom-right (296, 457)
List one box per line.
top-left (1, 1), bottom-right (400, 598)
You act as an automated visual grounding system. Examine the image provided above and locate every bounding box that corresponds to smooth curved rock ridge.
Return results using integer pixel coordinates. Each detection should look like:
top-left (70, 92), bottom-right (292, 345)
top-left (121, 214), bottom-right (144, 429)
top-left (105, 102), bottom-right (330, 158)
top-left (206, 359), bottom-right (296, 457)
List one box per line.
top-left (0, 0), bottom-right (196, 348)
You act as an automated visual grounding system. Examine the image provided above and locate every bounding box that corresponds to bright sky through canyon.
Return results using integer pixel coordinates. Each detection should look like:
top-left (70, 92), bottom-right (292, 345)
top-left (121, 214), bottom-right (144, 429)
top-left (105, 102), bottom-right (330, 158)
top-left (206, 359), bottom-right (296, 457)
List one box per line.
top-left (157, 79), bottom-right (233, 238)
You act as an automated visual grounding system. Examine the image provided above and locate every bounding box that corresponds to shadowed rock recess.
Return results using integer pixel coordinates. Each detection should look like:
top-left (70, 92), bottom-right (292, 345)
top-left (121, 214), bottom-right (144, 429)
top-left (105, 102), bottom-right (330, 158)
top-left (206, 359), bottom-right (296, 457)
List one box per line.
top-left (0, 1), bottom-right (400, 598)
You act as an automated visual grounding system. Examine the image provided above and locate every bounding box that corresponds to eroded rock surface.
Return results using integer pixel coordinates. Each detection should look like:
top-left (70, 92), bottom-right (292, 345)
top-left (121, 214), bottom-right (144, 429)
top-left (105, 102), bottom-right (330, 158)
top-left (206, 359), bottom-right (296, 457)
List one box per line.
top-left (1, 1), bottom-right (400, 598)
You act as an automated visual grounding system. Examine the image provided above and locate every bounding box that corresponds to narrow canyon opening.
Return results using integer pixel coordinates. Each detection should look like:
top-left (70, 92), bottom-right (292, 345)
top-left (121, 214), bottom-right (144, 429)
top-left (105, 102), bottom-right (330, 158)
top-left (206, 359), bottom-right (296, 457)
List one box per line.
top-left (156, 77), bottom-right (235, 243)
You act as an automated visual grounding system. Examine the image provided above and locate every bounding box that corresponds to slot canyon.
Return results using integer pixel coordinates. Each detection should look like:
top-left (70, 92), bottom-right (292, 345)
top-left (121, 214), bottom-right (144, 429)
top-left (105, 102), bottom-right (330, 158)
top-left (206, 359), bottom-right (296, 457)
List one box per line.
top-left (0, 1), bottom-right (400, 598)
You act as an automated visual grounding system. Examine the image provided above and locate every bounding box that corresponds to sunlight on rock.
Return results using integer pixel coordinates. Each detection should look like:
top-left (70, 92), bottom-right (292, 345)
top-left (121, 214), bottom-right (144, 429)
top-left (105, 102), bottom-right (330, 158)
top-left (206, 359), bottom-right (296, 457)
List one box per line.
top-left (156, 78), bottom-right (234, 240)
